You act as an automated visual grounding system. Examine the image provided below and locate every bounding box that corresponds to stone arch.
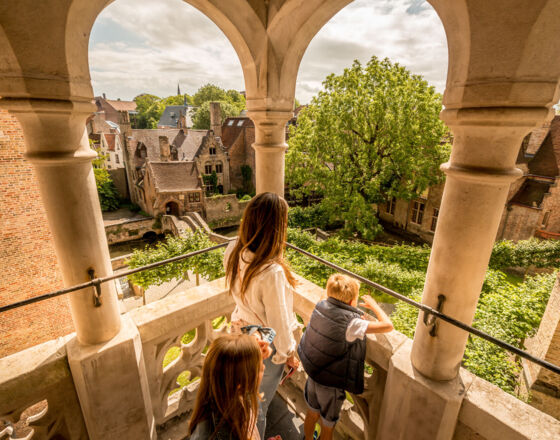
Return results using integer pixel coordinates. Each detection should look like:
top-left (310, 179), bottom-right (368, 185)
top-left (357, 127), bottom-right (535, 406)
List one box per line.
top-left (165, 201), bottom-right (180, 217)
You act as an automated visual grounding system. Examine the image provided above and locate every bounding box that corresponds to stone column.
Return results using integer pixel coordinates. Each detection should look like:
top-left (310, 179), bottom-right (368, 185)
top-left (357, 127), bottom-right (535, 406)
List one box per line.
top-left (248, 110), bottom-right (292, 196)
top-left (2, 97), bottom-right (121, 345)
top-left (2, 97), bottom-right (156, 439)
top-left (411, 107), bottom-right (550, 380)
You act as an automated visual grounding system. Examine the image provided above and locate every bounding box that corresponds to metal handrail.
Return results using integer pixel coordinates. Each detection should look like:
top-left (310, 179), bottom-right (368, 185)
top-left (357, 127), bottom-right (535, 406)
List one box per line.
top-left (1, 238), bottom-right (559, 377)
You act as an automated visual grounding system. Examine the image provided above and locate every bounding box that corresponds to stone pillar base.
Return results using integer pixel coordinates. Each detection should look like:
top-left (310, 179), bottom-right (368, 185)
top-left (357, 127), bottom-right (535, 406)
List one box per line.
top-left (376, 340), bottom-right (472, 440)
top-left (67, 315), bottom-right (155, 439)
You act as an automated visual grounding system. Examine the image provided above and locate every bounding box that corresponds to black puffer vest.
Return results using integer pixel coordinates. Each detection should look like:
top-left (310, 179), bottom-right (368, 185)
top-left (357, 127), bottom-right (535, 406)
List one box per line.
top-left (298, 297), bottom-right (366, 394)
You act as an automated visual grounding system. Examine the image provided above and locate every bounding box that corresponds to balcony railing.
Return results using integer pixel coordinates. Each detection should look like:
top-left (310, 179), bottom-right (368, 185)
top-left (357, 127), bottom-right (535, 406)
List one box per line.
top-left (1, 240), bottom-right (560, 439)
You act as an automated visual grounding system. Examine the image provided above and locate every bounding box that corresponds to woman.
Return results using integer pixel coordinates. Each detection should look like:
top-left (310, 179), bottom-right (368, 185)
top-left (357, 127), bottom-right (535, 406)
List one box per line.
top-left (189, 334), bottom-right (263, 440)
top-left (225, 192), bottom-right (300, 437)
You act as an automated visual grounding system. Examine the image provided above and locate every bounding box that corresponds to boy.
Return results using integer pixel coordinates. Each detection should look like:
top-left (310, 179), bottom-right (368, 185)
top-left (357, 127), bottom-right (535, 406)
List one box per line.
top-left (298, 274), bottom-right (393, 440)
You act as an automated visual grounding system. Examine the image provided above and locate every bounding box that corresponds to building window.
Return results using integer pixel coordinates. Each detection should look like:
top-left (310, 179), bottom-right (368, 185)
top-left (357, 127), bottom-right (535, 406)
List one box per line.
top-left (215, 162), bottom-right (223, 173)
top-left (205, 164), bottom-right (213, 174)
top-left (188, 192), bottom-right (201, 203)
top-left (209, 147), bottom-right (216, 155)
top-left (411, 200), bottom-right (425, 225)
top-left (115, 154), bottom-right (120, 164)
top-left (431, 208), bottom-right (439, 232)
top-left (542, 211), bottom-right (551, 228)
top-left (237, 120), bottom-right (244, 127)
top-left (228, 120), bottom-right (234, 126)
top-left (386, 197), bottom-right (396, 216)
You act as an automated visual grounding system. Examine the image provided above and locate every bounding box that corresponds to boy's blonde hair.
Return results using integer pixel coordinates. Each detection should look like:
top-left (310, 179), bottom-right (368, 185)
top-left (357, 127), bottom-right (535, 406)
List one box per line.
top-left (326, 274), bottom-right (360, 304)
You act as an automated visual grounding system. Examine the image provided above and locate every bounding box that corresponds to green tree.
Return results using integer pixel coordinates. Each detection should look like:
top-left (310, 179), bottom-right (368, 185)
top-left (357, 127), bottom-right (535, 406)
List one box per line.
top-left (92, 144), bottom-right (120, 211)
top-left (134, 94), bottom-right (192, 129)
top-left (126, 231), bottom-right (224, 288)
top-left (192, 83), bottom-right (229, 107)
top-left (192, 100), bottom-right (241, 130)
top-left (286, 56), bottom-right (451, 239)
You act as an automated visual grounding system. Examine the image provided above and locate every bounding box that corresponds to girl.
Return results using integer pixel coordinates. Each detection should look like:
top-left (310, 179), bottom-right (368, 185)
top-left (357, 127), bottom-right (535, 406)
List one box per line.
top-left (225, 192), bottom-right (300, 437)
top-left (188, 334), bottom-right (263, 440)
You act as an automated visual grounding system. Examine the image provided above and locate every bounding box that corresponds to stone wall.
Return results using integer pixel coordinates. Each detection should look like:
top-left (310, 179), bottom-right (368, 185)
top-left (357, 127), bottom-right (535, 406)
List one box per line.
top-left (540, 182), bottom-right (560, 235)
top-left (105, 217), bottom-right (161, 244)
top-left (108, 168), bottom-right (129, 200)
top-left (378, 184), bottom-right (444, 244)
top-left (204, 194), bottom-right (249, 228)
top-left (524, 273), bottom-right (560, 419)
top-left (0, 110), bottom-right (73, 358)
top-left (227, 124), bottom-right (255, 191)
top-left (498, 204), bottom-right (541, 241)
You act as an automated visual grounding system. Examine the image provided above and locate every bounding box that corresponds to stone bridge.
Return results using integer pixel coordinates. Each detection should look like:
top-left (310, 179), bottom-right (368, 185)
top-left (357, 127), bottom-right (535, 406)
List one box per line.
top-left (104, 217), bottom-right (161, 245)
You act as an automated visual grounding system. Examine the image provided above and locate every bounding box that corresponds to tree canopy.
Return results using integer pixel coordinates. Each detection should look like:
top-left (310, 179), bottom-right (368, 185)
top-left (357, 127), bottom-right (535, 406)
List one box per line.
top-left (192, 100), bottom-right (241, 130)
top-left (133, 94), bottom-right (192, 129)
top-left (191, 84), bottom-right (246, 129)
top-left (286, 56), bottom-right (451, 239)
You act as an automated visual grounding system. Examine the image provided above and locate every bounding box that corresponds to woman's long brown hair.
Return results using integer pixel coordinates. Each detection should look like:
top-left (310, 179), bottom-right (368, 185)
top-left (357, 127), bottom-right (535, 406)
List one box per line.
top-left (226, 192), bottom-right (297, 298)
top-left (188, 335), bottom-right (262, 439)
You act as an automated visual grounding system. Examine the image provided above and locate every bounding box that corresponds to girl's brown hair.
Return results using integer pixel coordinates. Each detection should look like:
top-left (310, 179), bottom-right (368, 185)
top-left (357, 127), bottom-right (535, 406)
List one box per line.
top-left (226, 192), bottom-right (297, 297)
top-left (188, 334), bottom-right (262, 439)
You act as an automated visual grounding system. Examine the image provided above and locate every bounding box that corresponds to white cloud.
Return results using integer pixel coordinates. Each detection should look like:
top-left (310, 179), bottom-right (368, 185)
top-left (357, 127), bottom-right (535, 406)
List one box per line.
top-left (89, 0), bottom-right (448, 103)
top-left (296, 0), bottom-right (448, 103)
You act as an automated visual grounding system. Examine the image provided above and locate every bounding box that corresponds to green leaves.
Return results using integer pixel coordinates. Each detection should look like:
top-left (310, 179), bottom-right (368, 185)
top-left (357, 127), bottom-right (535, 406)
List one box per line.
top-left (190, 84), bottom-right (246, 129)
top-left (125, 231), bottom-right (225, 289)
top-left (286, 228), bottom-right (557, 395)
top-left (286, 56), bottom-right (451, 238)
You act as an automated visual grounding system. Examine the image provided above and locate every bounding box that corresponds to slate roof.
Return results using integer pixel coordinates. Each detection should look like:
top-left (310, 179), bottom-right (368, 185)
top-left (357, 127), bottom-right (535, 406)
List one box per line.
top-left (158, 105), bottom-right (189, 128)
top-left (147, 161), bottom-right (201, 192)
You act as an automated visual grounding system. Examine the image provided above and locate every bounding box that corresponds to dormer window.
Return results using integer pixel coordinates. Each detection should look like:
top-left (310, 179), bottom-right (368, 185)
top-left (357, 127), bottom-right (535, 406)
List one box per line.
top-left (209, 147), bottom-right (216, 155)
top-left (228, 120), bottom-right (234, 126)
top-left (237, 120), bottom-right (244, 127)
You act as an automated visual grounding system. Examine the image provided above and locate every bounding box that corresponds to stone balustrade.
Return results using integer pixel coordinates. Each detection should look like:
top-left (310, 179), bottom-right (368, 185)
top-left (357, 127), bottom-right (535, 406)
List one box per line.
top-left (1, 275), bottom-right (560, 439)
top-left (0, 336), bottom-right (87, 439)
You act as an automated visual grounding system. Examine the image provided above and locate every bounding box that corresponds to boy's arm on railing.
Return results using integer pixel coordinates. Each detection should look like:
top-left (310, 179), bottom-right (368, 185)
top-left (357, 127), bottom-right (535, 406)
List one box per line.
top-left (360, 295), bottom-right (394, 334)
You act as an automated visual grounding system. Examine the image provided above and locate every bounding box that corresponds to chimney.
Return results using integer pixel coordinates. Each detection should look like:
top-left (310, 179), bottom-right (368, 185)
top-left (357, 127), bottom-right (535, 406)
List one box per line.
top-left (159, 136), bottom-right (170, 161)
top-left (209, 102), bottom-right (222, 138)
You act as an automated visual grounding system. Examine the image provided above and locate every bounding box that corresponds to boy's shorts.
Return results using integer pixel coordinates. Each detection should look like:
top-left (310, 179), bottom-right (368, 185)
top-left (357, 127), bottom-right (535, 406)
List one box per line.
top-left (304, 377), bottom-right (346, 427)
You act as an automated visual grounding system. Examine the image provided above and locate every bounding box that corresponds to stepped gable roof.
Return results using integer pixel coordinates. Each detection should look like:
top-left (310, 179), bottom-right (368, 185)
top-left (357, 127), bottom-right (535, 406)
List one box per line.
top-left (158, 105), bottom-right (188, 128)
top-left (106, 99), bottom-right (137, 112)
top-left (147, 161), bottom-right (201, 192)
top-left (103, 133), bottom-right (116, 151)
top-left (527, 115), bottom-right (560, 178)
top-left (510, 179), bottom-right (551, 209)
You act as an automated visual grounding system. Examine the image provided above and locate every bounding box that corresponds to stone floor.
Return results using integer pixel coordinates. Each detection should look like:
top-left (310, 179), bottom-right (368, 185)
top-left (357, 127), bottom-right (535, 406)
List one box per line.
top-left (265, 394), bottom-right (304, 439)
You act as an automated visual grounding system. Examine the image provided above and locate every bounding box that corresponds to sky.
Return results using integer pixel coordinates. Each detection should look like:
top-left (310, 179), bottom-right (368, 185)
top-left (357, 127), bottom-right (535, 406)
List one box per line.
top-left (89, 0), bottom-right (448, 104)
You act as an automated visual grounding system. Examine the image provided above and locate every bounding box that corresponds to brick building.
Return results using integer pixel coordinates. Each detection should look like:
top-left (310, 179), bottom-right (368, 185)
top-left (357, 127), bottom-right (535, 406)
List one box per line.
top-left (128, 128), bottom-right (231, 206)
top-left (141, 161), bottom-right (204, 217)
top-left (497, 115), bottom-right (560, 241)
top-left (380, 116), bottom-right (560, 243)
top-left (221, 116), bottom-right (256, 191)
top-left (0, 110), bottom-right (73, 357)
